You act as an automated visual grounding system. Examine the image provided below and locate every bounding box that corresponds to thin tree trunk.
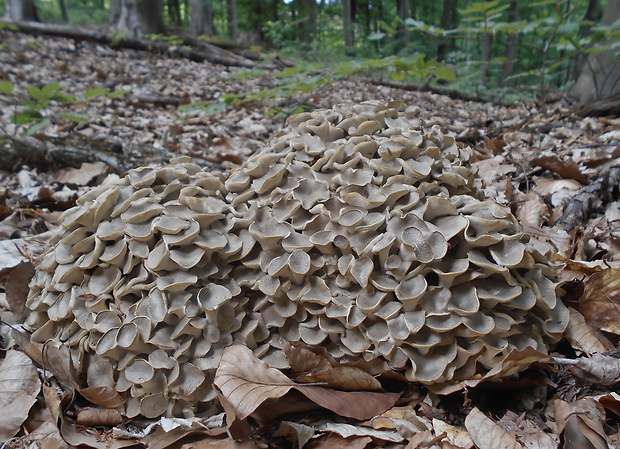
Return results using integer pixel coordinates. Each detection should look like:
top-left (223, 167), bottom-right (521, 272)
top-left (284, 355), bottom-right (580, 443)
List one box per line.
top-left (571, 0), bottom-right (620, 103)
top-left (396, 0), bottom-right (410, 46)
top-left (228, 0), bottom-right (238, 41)
top-left (298, 0), bottom-right (317, 44)
top-left (168, 0), bottom-right (182, 26)
top-left (117, 0), bottom-right (165, 36)
top-left (572, 0), bottom-right (601, 80)
top-left (6, 0), bottom-right (40, 21)
top-left (109, 0), bottom-right (121, 25)
top-left (343, 0), bottom-right (354, 56)
top-left (499, 0), bottom-right (519, 85)
top-left (479, 33), bottom-right (492, 85)
top-left (190, 0), bottom-right (216, 36)
top-left (437, 0), bottom-right (455, 61)
top-left (58, 0), bottom-right (68, 22)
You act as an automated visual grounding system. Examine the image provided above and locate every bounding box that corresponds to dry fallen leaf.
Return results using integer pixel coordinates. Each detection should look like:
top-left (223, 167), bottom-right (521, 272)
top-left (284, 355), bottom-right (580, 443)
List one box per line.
top-left (531, 155), bottom-right (589, 185)
top-left (76, 407), bottom-right (123, 426)
top-left (516, 192), bottom-right (548, 228)
top-left (295, 366), bottom-right (383, 391)
top-left (309, 433), bottom-right (372, 449)
top-left (550, 398), bottom-right (609, 449)
top-left (578, 268), bottom-right (620, 335)
top-left (0, 350), bottom-right (42, 441)
top-left (464, 407), bottom-right (523, 449)
top-left (432, 418), bottom-right (474, 449)
top-left (570, 353), bottom-right (620, 385)
top-left (564, 307), bottom-right (614, 356)
top-left (5, 261), bottom-right (35, 322)
top-left (498, 411), bottom-right (558, 449)
top-left (214, 345), bottom-right (400, 422)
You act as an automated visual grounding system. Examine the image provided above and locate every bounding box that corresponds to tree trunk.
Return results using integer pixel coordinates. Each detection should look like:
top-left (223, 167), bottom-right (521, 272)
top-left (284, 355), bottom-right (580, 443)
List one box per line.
top-left (572, 0), bottom-right (602, 80)
top-left (297, 0), bottom-right (317, 45)
top-left (396, 0), bottom-right (409, 45)
top-left (228, 0), bottom-right (238, 41)
top-left (6, 0), bottom-right (40, 21)
top-left (109, 0), bottom-right (122, 25)
top-left (498, 0), bottom-right (519, 85)
top-left (168, 0), bottom-right (182, 26)
top-left (479, 33), bottom-right (492, 85)
top-left (116, 0), bottom-right (165, 36)
top-left (571, 0), bottom-right (620, 104)
top-left (190, 0), bottom-right (216, 36)
top-left (343, 0), bottom-right (354, 56)
top-left (58, 0), bottom-right (68, 22)
top-left (437, 0), bottom-right (455, 61)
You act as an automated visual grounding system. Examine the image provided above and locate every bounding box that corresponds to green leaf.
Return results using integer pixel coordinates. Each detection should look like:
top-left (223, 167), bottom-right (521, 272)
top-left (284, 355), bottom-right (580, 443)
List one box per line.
top-left (12, 110), bottom-right (43, 125)
top-left (59, 112), bottom-right (91, 123)
top-left (106, 89), bottom-right (131, 98)
top-left (85, 87), bottom-right (108, 99)
top-left (0, 80), bottom-right (14, 94)
top-left (390, 71), bottom-right (406, 82)
top-left (378, 20), bottom-right (396, 34)
top-left (41, 83), bottom-right (61, 97)
top-left (26, 85), bottom-right (43, 100)
top-left (24, 118), bottom-right (51, 135)
top-left (50, 92), bottom-right (75, 103)
top-left (433, 66), bottom-right (457, 81)
top-left (203, 102), bottom-right (227, 115)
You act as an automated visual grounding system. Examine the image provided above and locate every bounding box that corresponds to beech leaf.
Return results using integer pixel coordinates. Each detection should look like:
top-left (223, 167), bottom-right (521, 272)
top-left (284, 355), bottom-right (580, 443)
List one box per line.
top-left (214, 346), bottom-right (400, 422)
top-left (464, 407), bottom-right (523, 449)
top-left (5, 261), bottom-right (35, 322)
top-left (0, 350), bottom-right (41, 441)
top-left (578, 268), bottom-right (620, 335)
top-left (565, 307), bottom-right (614, 356)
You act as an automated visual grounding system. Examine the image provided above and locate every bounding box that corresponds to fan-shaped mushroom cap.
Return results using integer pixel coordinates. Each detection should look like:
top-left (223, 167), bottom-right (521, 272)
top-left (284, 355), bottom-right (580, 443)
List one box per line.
top-left (26, 102), bottom-right (568, 419)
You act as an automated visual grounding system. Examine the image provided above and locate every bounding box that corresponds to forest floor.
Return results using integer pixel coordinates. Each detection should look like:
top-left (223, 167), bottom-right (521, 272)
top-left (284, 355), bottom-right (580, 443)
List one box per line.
top-left (1, 29), bottom-right (620, 449)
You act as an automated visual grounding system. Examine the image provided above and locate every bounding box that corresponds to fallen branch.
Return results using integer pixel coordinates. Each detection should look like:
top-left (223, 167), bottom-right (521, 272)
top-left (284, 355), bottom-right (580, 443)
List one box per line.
top-left (1, 134), bottom-right (124, 172)
top-left (556, 165), bottom-right (620, 230)
top-left (4, 20), bottom-right (276, 70)
top-left (364, 77), bottom-right (509, 105)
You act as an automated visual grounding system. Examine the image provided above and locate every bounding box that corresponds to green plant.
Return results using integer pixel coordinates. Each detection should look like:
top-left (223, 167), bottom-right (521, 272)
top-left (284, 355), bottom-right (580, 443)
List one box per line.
top-left (0, 81), bottom-right (129, 135)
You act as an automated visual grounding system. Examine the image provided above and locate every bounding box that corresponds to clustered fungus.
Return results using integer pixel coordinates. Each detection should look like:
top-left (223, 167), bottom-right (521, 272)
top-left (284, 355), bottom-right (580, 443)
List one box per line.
top-left (25, 101), bottom-right (569, 418)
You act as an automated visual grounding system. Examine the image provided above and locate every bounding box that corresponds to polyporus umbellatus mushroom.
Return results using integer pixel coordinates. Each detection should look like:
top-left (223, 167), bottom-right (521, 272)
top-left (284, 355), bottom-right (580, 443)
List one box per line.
top-left (25, 101), bottom-right (569, 418)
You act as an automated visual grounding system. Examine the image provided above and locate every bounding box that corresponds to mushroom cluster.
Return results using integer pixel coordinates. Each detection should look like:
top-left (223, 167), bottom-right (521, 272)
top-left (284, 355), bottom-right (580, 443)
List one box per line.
top-left (26, 101), bottom-right (569, 418)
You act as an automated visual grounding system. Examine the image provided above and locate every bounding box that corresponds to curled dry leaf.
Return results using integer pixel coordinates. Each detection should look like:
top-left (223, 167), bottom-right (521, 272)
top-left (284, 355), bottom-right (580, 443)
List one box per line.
top-left (0, 350), bottom-right (41, 441)
top-left (498, 411), bottom-right (557, 449)
top-left (570, 353), bottom-right (620, 385)
top-left (12, 329), bottom-right (79, 390)
top-left (284, 342), bottom-right (333, 374)
top-left (214, 345), bottom-right (400, 422)
top-left (76, 407), bottom-right (123, 426)
top-left (565, 307), bottom-right (614, 356)
top-left (578, 268), bottom-right (620, 335)
top-left (516, 192), bottom-right (548, 228)
top-left (464, 407), bottom-right (523, 449)
top-left (432, 419), bottom-right (474, 449)
top-left (5, 261), bottom-right (35, 322)
top-left (314, 421), bottom-right (402, 443)
top-left (370, 405), bottom-right (431, 440)
top-left (597, 392), bottom-right (620, 417)
top-left (531, 156), bottom-right (589, 185)
top-left (550, 398), bottom-right (609, 449)
top-left (295, 366), bottom-right (383, 391)
top-left (310, 433), bottom-right (372, 449)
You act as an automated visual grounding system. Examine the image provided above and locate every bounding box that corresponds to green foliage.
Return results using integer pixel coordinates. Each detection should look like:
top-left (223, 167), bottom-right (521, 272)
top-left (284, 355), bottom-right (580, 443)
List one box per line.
top-left (146, 33), bottom-right (184, 46)
top-left (0, 81), bottom-right (129, 135)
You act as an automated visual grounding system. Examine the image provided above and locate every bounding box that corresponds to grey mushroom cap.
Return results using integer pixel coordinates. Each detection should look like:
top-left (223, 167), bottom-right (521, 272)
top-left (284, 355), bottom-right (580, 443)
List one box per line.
top-left (26, 101), bottom-right (568, 418)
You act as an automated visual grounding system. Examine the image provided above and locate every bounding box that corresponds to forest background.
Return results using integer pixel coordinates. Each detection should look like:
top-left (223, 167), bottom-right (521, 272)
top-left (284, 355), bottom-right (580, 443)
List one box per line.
top-left (2, 0), bottom-right (619, 112)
